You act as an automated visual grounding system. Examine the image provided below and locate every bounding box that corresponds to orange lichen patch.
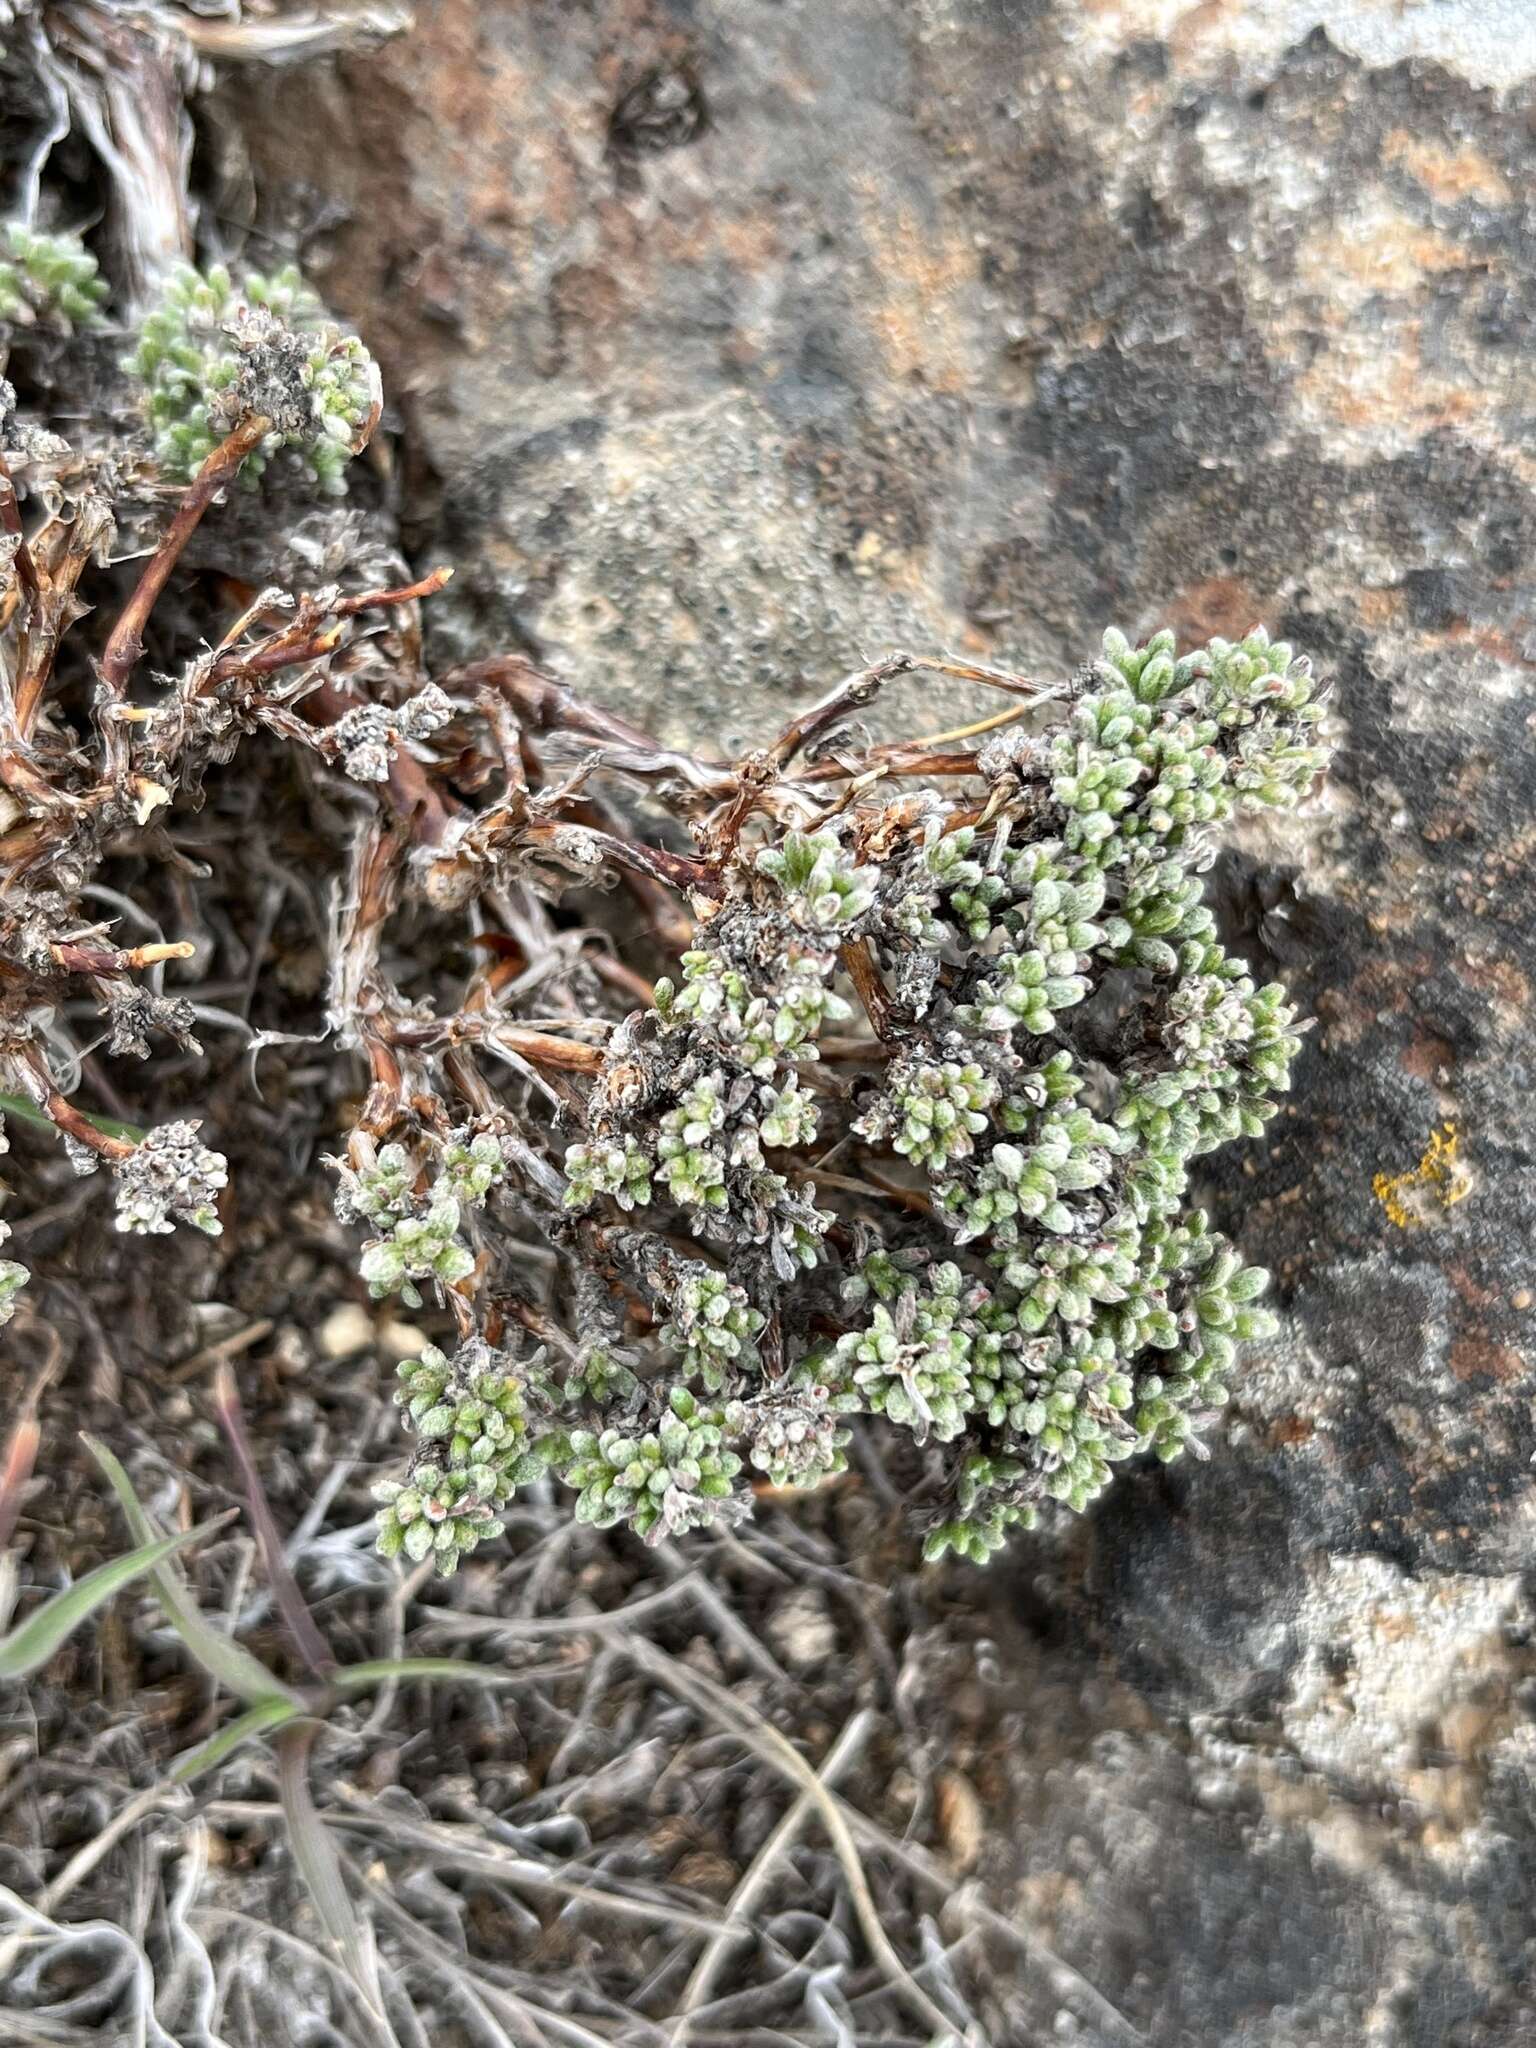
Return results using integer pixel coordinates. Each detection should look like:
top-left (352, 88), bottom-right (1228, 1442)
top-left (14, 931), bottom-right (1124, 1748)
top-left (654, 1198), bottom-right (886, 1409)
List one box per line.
top-left (1295, 194), bottom-right (1475, 306)
top-left (1446, 1262), bottom-right (1498, 1313)
top-left (1356, 586), bottom-right (1407, 630)
top-left (1270, 1414), bottom-right (1317, 1448)
top-left (1449, 1337), bottom-right (1524, 1385)
top-left (1400, 1027), bottom-right (1455, 1083)
top-left (1273, 192), bottom-right (1495, 444)
top-left (1421, 806), bottom-right (1475, 846)
top-left (1459, 954), bottom-right (1531, 1027)
top-left (855, 185), bottom-right (980, 393)
top-left (1384, 131), bottom-right (1513, 208)
top-left (1373, 1123), bottom-right (1472, 1229)
top-left (1318, 950), bottom-right (1435, 1048)
top-left (1160, 575), bottom-right (1266, 647)
top-left (1293, 318), bottom-right (1484, 440)
top-left (1426, 618), bottom-right (1536, 673)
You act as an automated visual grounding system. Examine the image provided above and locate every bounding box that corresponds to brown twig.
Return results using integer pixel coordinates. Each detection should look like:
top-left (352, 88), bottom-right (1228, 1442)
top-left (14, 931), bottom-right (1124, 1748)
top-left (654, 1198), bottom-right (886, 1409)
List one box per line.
top-left (50, 939), bottom-right (195, 976)
top-left (915, 651), bottom-right (1062, 699)
top-left (558, 794), bottom-right (695, 952)
top-left (520, 816), bottom-right (718, 899)
top-left (41, 1091), bottom-right (135, 1161)
top-left (449, 654), bottom-right (734, 800)
top-left (839, 937), bottom-right (895, 1040)
top-left (206, 566), bottom-right (454, 690)
top-left (799, 745), bottom-right (992, 785)
top-left (8, 496), bottom-right (116, 743)
top-left (803, 1167), bottom-right (933, 1216)
top-left (2, 1047), bottom-right (138, 1161)
top-left (766, 652), bottom-right (918, 769)
top-left (329, 565), bottom-right (453, 621)
top-left (300, 681), bottom-right (456, 845)
top-left (96, 414), bottom-right (273, 761)
top-left (386, 1014), bottom-right (607, 1075)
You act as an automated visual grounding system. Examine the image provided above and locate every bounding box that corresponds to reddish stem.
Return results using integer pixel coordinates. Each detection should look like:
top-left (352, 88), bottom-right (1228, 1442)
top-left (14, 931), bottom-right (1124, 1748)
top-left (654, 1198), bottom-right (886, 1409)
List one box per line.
top-left (212, 1362), bottom-right (335, 1680)
top-left (42, 1091), bottom-right (136, 1162)
top-left (208, 566), bottom-right (454, 690)
top-left (51, 939), bottom-right (194, 976)
top-left (96, 415), bottom-right (272, 760)
top-left (300, 681), bottom-right (456, 845)
top-left (387, 1015), bottom-right (607, 1075)
top-left (0, 1417), bottom-right (40, 1554)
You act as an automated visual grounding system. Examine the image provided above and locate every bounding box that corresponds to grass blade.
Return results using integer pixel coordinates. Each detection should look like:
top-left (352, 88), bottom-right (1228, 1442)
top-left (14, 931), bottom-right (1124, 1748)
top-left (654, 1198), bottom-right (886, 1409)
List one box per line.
top-left (330, 1656), bottom-right (551, 1693)
top-left (0, 1525), bottom-right (208, 1679)
top-left (277, 1721), bottom-right (395, 2038)
top-left (83, 1434), bottom-right (302, 1706)
top-left (171, 1696), bottom-right (303, 1782)
top-left (0, 1088), bottom-right (146, 1145)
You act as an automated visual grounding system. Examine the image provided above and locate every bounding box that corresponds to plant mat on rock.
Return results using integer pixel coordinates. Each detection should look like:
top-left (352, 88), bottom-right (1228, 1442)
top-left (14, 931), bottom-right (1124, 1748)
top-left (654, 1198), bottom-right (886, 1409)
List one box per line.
top-left (0, 12), bottom-right (1333, 2047)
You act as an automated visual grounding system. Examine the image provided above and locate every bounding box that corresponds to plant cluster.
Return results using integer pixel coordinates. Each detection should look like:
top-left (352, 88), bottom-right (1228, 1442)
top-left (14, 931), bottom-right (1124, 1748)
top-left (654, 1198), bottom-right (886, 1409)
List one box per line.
top-left (521, 628), bottom-right (1325, 1564)
top-left (124, 262), bottom-right (380, 491)
top-left (0, 234), bottom-right (1331, 1576)
top-left (0, 223), bottom-right (108, 334)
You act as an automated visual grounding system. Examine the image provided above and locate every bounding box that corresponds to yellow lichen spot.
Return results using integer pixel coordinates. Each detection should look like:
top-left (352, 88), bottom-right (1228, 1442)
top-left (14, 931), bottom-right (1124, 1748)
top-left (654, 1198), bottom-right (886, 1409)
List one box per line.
top-left (1373, 1124), bottom-right (1473, 1229)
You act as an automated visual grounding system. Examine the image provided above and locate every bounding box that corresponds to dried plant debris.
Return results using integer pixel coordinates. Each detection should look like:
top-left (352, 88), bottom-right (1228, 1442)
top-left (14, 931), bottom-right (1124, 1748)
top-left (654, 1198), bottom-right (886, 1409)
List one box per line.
top-left (0, 240), bottom-right (1334, 1583)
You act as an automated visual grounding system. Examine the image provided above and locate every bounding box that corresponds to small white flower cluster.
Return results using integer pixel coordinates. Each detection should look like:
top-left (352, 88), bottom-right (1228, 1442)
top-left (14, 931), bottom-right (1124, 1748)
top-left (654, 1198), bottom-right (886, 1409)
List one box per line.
top-left (332, 684), bottom-right (454, 784)
top-left (113, 1121), bottom-right (228, 1237)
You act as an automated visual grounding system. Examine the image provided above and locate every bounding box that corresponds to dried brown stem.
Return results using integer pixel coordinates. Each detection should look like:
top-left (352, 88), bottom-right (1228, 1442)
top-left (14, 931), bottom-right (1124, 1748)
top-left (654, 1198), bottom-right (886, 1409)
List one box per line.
top-left (212, 1362), bottom-right (335, 1682)
top-left (387, 1015), bottom-right (606, 1075)
top-left (802, 1167), bottom-right (933, 1215)
top-left (0, 455), bottom-right (39, 611)
top-left (50, 939), bottom-right (195, 976)
top-left (40, 1090), bottom-right (135, 1162)
top-left (450, 654), bottom-right (734, 800)
top-left (96, 414), bottom-right (273, 755)
top-left (766, 652), bottom-right (917, 769)
top-left (592, 954), bottom-right (657, 1008)
top-left (558, 793), bottom-right (695, 951)
top-left (520, 816), bottom-right (718, 899)
top-left (301, 681), bottom-right (456, 845)
top-left (329, 565), bottom-right (453, 620)
top-left (800, 745), bottom-right (991, 785)
top-left (2, 1043), bottom-right (135, 1160)
top-left (207, 567), bottom-right (454, 690)
top-left (839, 937), bottom-right (895, 1040)
top-left (9, 496), bottom-right (116, 742)
top-left (916, 652), bottom-right (1061, 699)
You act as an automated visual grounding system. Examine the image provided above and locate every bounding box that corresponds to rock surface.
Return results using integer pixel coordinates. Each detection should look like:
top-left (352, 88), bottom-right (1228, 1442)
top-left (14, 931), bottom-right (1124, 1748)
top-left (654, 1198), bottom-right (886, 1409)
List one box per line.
top-left (222, 5), bottom-right (1535, 2040)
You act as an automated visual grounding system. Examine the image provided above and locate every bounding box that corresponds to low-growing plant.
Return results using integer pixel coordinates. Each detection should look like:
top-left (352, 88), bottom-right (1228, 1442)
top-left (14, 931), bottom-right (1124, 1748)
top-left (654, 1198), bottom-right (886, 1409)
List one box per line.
top-left (0, 230), bottom-right (1332, 1576)
top-left (125, 261), bottom-right (380, 492)
top-left (0, 223), bottom-right (107, 334)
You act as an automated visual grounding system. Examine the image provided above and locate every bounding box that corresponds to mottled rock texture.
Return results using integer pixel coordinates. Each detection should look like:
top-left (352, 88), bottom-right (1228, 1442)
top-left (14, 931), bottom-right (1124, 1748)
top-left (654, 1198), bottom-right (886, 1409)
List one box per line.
top-left (222, 5), bottom-right (1534, 2040)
